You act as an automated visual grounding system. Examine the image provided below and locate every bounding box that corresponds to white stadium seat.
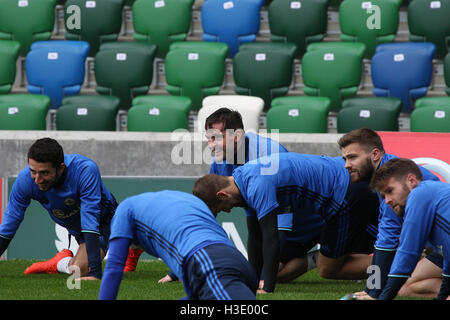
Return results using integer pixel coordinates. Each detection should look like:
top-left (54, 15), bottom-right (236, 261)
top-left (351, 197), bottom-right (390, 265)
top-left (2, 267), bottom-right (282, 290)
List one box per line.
top-left (196, 95), bottom-right (264, 132)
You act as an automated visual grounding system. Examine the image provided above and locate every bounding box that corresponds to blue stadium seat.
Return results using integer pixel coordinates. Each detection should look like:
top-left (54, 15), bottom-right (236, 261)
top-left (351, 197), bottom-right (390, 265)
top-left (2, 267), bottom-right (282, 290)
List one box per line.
top-left (25, 40), bottom-right (90, 109)
top-left (201, 0), bottom-right (264, 58)
top-left (371, 42), bottom-right (436, 112)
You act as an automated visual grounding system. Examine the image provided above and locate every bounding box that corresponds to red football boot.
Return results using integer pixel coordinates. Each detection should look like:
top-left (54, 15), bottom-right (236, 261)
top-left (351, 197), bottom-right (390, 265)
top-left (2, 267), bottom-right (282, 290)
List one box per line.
top-left (24, 249), bottom-right (73, 274)
top-left (123, 248), bottom-right (144, 272)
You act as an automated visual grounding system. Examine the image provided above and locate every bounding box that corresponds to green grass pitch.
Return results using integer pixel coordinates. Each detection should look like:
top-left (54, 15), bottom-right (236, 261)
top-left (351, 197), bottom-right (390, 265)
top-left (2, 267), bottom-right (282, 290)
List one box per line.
top-left (0, 259), bottom-right (420, 300)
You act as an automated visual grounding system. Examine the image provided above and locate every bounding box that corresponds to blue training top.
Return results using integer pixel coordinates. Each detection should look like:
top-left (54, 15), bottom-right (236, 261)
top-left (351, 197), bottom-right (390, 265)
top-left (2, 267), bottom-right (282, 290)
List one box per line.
top-left (232, 152), bottom-right (350, 242)
top-left (210, 131), bottom-right (289, 176)
top-left (375, 154), bottom-right (440, 250)
top-left (0, 154), bottom-right (117, 239)
top-left (109, 190), bottom-right (234, 281)
top-left (210, 131), bottom-right (291, 230)
top-left (388, 180), bottom-right (450, 278)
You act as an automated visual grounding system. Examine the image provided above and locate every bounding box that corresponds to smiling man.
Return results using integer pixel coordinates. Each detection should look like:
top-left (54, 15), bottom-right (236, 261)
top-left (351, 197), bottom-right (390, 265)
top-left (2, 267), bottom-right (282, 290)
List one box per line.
top-left (127, 108), bottom-right (291, 283)
top-left (0, 137), bottom-right (120, 280)
top-left (205, 107), bottom-right (288, 176)
top-left (370, 158), bottom-right (449, 300)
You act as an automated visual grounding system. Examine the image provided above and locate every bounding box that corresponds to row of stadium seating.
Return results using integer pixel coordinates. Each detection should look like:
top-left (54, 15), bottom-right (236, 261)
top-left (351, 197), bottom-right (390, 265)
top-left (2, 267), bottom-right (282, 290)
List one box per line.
top-left (1, 93), bottom-right (449, 132)
top-left (0, 0), bottom-right (448, 60)
top-left (1, 0), bottom-right (449, 133)
top-left (1, 40), bottom-right (449, 111)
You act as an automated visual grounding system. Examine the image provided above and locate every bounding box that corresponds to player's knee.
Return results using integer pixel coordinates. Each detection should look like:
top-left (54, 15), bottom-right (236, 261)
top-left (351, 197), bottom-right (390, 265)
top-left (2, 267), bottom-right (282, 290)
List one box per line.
top-left (317, 263), bottom-right (339, 279)
top-left (397, 283), bottom-right (410, 297)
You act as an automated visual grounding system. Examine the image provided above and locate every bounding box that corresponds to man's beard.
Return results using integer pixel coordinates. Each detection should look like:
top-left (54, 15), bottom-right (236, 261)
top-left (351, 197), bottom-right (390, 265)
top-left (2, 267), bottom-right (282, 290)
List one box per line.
top-left (38, 169), bottom-right (62, 191)
top-left (394, 183), bottom-right (410, 217)
top-left (351, 157), bottom-right (375, 182)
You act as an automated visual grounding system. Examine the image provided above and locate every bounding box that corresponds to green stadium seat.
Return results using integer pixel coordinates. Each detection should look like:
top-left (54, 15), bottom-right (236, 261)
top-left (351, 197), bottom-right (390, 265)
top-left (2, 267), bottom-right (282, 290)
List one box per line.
top-left (337, 97), bottom-right (402, 132)
top-left (164, 42), bottom-right (228, 111)
top-left (445, 53), bottom-right (450, 95)
top-left (408, 0), bottom-right (450, 59)
top-left (339, 0), bottom-right (402, 59)
top-left (132, 0), bottom-right (194, 58)
top-left (329, 0), bottom-right (343, 6)
top-left (64, 0), bottom-right (125, 56)
top-left (0, 94), bottom-right (50, 130)
top-left (268, 0), bottom-right (329, 58)
top-left (306, 41), bottom-right (367, 58)
top-left (410, 105), bottom-right (450, 132)
top-left (233, 42), bottom-right (296, 109)
top-left (267, 96), bottom-right (331, 133)
top-left (0, 0), bottom-right (56, 56)
top-left (127, 95), bottom-right (191, 132)
top-left (0, 40), bottom-right (20, 94)
top-left (94, 41), bottom-right (157, 110)
top-left (302, 42), bottom-right (366, 112)
top-left (56, 95), bottom-right (120, 131)
top-left (415, 96), bottom-right (450, 109)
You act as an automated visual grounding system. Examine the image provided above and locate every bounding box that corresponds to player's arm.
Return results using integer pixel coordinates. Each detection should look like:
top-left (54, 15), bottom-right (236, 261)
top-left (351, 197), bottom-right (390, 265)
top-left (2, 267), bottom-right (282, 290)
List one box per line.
top-left (365, 201), bottom-right (399, 298)
top-left (435, 260), bottom-right (450, 300)
top-left (257, 210), bottom-right (280, 293)
top-left (364, 248), bottom-right (396, 298)
top-left (0, 237), bottom-right (11, 257)
top-left (0, 173), bottom-right (33, 256)
top-left (247, 214), bottom-right (263, 281)
top-left (78, 163), bottom-right (105, 279)
top-left (98, 237), bottom-right (131, 300)
top-left (378, 192), bottom-right (435, 300)
top-left (435, 275), bottom-right (450, 300)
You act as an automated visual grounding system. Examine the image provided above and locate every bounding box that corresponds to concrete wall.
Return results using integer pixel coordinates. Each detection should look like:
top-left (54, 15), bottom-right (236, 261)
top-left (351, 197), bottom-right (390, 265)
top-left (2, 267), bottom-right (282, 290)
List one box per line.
top-left (0, 131), bottom-right (343, 177)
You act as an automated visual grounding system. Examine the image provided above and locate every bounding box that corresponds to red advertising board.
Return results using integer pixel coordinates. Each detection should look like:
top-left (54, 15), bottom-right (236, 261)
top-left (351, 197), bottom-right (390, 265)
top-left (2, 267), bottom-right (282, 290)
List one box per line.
top-left (378, 132), bottom-right (450, 181)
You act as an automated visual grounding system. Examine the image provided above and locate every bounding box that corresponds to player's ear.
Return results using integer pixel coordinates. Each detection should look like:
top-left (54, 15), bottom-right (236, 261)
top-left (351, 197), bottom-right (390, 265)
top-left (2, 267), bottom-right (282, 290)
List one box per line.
top-left (57, 163), bottom-right (66, 174)
top-left (370, 148), bottom-right (382, 162)
top-left (406, 173), bottom-right (419, 189)
top-left (216, 190), bottom-right (230, 200)
top-left (234, 128), bottom-right (244, 143)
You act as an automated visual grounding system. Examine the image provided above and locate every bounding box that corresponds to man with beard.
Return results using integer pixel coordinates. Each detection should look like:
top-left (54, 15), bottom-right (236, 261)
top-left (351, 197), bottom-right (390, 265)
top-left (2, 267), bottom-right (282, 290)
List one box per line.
top-left (0, 137), bottom-right (121, 280)
top-left (370, 158), bottom-right (449, 300)
top-left (338, 128), bottom-right (442, 299)
top-left (193, 152), bottom-right (380, 293)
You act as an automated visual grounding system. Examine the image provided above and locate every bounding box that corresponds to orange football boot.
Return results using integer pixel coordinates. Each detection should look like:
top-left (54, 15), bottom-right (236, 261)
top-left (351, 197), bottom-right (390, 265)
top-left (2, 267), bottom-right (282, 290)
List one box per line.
top-left (123, 248), bottom-right (144, 272)
top-left (24, 249), bottom-right (73, 274)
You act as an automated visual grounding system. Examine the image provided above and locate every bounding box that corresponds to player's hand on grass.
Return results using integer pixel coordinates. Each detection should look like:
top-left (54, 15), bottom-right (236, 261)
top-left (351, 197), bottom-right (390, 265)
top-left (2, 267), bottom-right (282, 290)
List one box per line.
top-left (257, 289), bottom-right (270, 294)
top-left (257, 280), bottom-right (272, 294)
top-left (353, 291), bottom-right (375, 300)
top-left (78, 276), bottom-right (100, 280)
top-left (354, 291), bottom-right (370, 298)
top-left (158, 274), bottom-right (175, 283)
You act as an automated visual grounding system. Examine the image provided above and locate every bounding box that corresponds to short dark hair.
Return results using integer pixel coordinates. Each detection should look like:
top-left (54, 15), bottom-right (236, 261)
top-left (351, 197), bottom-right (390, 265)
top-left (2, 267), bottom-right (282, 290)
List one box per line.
top-left (204, 108), bottom-right (244, 131)
top-left (27, 137), bottom-right (64, 168)
top-left (338, 128), bottom-right (385, 153)
top-left (370, 158), bottom-right (423, 191)
top-left (193, 174), bottom-right (231, 209)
